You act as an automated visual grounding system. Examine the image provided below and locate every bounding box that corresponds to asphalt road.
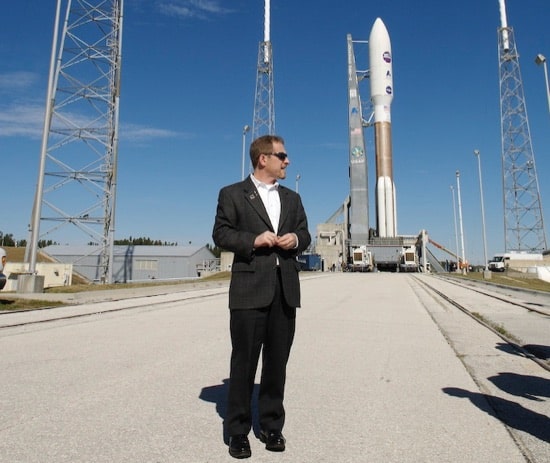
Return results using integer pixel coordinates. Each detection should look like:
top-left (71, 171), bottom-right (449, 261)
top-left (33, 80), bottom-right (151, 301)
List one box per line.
top-left (0, 273), bottom-right (548, 462)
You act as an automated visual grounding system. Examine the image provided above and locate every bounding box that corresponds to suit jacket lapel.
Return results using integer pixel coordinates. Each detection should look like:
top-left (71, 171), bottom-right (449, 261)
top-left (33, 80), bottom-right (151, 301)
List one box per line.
top-left (243, 178), bottom-right (273, 231)
top-left (278, 187), bottom-right (290, 233)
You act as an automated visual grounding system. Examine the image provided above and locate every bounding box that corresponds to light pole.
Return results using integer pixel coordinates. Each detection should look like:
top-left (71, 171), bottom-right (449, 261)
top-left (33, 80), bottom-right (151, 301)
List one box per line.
top-left (450, 185), bottom-right (459, 272)
top-left (295, 174), bottom-right (301, 193)
top-left (241, 125), bottom-right (250, 180)
top-left (535, 54), bottom-right (550, 115)
top-left (456, 170), bottom-right (467, 274)
top-left (474, 150), bottom-right (490, 277)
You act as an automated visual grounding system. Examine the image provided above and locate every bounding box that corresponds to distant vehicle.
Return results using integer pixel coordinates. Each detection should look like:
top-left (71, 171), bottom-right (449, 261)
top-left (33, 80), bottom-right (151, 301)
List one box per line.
top-left (348, 246), bottom-right (373, 272)
top-left (399, 246), bottom-right (419, 272)
top-left (488, 252), bottom-right (543, 272)
top-left (488, 255), bottom-right (506, 272)
top-left (297, 253), bottom-right (321, 271)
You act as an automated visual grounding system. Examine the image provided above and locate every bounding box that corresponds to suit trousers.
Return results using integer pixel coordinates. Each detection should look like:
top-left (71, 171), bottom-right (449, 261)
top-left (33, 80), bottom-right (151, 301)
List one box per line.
top-left (226, 269), bottom-right (296, 435)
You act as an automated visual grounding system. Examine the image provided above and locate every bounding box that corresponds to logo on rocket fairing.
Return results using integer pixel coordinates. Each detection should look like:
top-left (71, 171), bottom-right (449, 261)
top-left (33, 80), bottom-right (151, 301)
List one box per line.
top-left (386, 86), bottom-right (392, 95)
top-left (351, 146), bottom-right (364, 158)
top-left (383, 51), bottom-right (392, 63)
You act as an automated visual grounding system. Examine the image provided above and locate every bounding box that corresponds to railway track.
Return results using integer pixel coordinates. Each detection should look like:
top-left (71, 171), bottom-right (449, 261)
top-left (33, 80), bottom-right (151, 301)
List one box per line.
top-left (434, 274), bottom-right (550, 316)
top-left (412, 274), bottom-right (550, 372)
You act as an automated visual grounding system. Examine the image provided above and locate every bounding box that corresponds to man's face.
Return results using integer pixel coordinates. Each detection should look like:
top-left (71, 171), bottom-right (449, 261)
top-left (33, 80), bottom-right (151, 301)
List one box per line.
top-left (264, 141), bottom-right (289, 180)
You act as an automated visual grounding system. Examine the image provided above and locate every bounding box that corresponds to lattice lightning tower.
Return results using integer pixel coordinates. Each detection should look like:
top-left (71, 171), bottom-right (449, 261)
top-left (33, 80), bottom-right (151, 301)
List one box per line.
top-left (252, 0), bottom-right (275, 139)
top-left (27, 0), bottom-right (124, 283)
top-left (497, 0), bottom-right (547, 252)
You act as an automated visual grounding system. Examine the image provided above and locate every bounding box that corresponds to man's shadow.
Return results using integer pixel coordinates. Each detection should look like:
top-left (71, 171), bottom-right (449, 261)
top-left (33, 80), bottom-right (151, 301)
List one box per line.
top-left (443, 386), bottom-right (550, 443)
top-left (495, 341), bottom-right (550, 363)
top-left (488, 372), bottom-right (550, 402)
top-left (199, 379), bottom-right (260, 444)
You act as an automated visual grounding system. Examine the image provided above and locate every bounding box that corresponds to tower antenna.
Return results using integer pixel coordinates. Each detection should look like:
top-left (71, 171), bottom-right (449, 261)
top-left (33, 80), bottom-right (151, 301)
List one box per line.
top-left (497, 0), bottom-right (547, 252)
top-left (252, 0), bottom-right (275, 139)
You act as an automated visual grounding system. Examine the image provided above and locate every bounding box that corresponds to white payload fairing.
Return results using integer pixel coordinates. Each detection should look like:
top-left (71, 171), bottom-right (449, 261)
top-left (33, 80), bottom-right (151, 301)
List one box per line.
top-left (369, 17), bottom-right (396, 238)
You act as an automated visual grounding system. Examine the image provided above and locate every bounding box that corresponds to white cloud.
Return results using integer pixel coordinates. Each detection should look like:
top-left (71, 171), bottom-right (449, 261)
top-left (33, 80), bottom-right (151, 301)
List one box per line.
top-left (191, 0), bottom-right (232, 14)
top-left (121, 124), bottom-right (187, 141)
top-left (0, 72), bottom-right (40, 93)
top-left (0, 103), bottom-right (44, 138)
top-left (159, 3), bottom-right (194, 18)
top-left (0, 102), bottom-right (189, 142)
top-left (158, 0), bottom-right (232, 20)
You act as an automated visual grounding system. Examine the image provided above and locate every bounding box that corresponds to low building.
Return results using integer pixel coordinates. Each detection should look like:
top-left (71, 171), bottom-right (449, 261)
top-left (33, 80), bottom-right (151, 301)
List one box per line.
top-left (44, 244), bottom-right (216, 283)
top-left (315, 223), bottom-right (346, 271)
top-left (2, 262), bottom-right (73, 291)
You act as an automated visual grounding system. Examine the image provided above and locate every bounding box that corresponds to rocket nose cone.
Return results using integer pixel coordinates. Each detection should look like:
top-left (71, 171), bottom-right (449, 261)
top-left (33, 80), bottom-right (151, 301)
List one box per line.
top-left (370, 17), bottom-right (389, 41)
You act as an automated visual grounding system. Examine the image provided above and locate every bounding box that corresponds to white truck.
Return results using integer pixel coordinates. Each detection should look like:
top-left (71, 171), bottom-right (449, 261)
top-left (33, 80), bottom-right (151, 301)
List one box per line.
top-left (399, 246), bottom-right (419, 272)
top-left (349, 245), bottom-right (373, 272)
top-left (488, 252), bottom-right (543, 272)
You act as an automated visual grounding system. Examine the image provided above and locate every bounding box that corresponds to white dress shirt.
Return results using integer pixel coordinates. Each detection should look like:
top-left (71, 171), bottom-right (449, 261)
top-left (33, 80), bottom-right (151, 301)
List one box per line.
top-left (251, 174), bottom-right (280, 233)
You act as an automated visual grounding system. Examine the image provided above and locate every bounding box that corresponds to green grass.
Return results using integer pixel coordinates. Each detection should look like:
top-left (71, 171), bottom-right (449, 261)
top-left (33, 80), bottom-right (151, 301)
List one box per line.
top-left (0, 271), bottom-right (232, 312)
top-left (0, 297), bottom-right (65, 311)
top-left (449, 271), bottom-right (550, 293)
top-left (471, 311), bottom-right (521, 344)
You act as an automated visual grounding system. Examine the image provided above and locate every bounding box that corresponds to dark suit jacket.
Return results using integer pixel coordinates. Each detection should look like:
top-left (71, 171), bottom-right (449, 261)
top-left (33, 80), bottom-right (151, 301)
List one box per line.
top-left (213, 177), bottom-right (311, 309)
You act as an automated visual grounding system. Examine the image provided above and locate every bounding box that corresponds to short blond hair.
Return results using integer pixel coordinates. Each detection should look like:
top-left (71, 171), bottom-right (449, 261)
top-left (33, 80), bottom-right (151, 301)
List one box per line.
top-left (250, 135), bottom-right (285, 169)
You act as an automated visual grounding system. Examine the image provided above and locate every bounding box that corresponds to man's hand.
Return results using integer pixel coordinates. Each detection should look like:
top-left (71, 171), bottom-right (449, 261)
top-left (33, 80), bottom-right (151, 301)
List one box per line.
top-left (254, 231), bottom-right (279, 248)
top-left (254, 231), bottom-right (297, 250)
top-left (275, 233), bottom-right (297, 250)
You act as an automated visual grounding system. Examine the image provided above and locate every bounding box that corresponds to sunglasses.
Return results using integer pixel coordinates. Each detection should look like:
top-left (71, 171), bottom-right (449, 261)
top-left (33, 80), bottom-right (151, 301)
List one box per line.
top-left (265, 152), bottom-right (288, 161)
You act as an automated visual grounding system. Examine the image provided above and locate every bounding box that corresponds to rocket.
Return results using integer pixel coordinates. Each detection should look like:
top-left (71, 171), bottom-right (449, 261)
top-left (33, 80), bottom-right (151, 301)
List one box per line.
top-left (369, 17), bottom-right (396, 238)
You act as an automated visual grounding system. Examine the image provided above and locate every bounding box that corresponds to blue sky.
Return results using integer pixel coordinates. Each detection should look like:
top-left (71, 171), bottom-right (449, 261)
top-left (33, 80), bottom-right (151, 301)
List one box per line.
top-left (1, 0), bottom-right (549, 265)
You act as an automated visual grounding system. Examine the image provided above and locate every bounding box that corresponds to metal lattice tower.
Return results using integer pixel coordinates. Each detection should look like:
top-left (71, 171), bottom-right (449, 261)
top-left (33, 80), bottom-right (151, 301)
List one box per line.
top-left (252, 1), bottom-right (275, 139)
top-left (252, 41), bottom-right (275, 139)
top-left (27, 0), bottom-right (124, 283)
top-left (498, 25), bottom-right (547, 252)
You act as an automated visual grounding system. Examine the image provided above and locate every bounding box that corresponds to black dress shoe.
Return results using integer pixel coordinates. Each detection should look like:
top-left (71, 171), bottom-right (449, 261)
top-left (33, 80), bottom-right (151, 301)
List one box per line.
top-left (229, 434), bottom-right (251, 459)
top-left (259, 429), bottom-right (286, 452)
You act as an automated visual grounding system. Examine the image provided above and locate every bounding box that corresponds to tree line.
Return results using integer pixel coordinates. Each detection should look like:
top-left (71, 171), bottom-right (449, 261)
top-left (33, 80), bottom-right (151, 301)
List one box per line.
top-left (0, 232), bottom-right (56, 248)
top-left (2, 232), bottom-right (179, 247)
top-left (113, 237), bottom-right (179, 246)
top-left (1, 232), bottom-right (222, 257)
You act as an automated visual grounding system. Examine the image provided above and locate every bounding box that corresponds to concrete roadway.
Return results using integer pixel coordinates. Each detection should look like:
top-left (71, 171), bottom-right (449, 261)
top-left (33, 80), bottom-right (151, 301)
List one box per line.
top-left (0, 273), bottom-right (549, 462)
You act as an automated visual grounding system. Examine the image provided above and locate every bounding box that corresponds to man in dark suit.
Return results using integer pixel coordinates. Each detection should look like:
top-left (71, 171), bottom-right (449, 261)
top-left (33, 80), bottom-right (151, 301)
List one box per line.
top-left (213, 135), bottom-right (311, 459)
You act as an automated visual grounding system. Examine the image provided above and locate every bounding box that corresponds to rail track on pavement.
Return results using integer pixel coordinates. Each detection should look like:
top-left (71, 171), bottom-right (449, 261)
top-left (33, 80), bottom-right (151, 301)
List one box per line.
top-left (412, 274), bottom-right (550, 372)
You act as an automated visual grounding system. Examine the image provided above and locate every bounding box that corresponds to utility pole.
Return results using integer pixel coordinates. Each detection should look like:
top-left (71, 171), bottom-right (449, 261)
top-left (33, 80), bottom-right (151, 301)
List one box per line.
top-left (450, 185), bottom-right (459, 272)
top-left (241, 125), bottom-right (250, 180)
top-left (474, 150), bottom-right (490, 278)
top-left (535, 54), bottom-right (550, 115)
top-left (456, 171), bottom-right (467, 274)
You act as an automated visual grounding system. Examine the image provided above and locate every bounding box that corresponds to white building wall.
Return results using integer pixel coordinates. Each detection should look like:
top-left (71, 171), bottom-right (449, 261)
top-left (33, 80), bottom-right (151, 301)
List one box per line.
top-left (2, 262), bottom-right (73, 290)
